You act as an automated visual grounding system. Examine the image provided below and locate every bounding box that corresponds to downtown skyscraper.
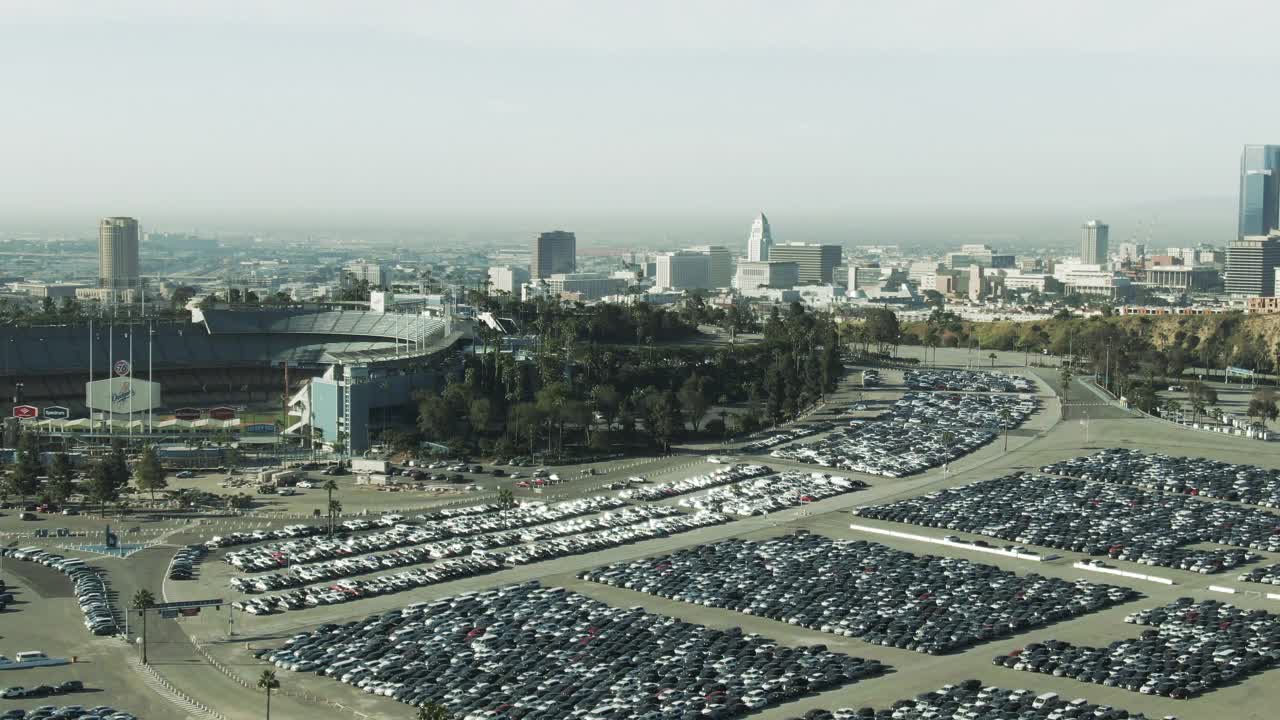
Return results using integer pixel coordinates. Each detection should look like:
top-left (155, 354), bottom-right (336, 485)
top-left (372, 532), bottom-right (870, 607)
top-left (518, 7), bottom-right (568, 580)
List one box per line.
top-left (747, 213), bottom-right (772, 262)
top-left (98, 216), bottom-right (139, 289)
top-left (1080, 220), bottom-right (1109, 266)
top-left (1239, 145), bottom-right (1280, 240)
top-left (531, 230), bottom-right (577, 279)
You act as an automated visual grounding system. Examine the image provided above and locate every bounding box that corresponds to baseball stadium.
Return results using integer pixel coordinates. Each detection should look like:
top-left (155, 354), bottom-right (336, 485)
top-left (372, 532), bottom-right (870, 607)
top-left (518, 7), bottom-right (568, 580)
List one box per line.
top-left (1, 306), bottom-right (470, 455)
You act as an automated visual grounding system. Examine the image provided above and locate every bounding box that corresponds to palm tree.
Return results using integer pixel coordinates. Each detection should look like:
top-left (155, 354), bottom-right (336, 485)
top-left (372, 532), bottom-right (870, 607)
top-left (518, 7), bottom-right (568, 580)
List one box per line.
top-left (258, 669), bottom-right (279, 719)
top-left (1190, 395), bottom-right (1207, 424)
top-left (988, 352), bottom-right (997, 368)
top-left (923, 329), bottom-right (940, 367)
top-left (131, 589), bottom-right (156, 664)
top-left (321, 478), bottom-right (339, 535)
top-left (328, 499), bottom-right (342, 528)
top-left (940, 429), bottom-right (956, 475)
top-left (998, 408), bottom-right (1011, 451)
top-left (416, 703), bottom-right (452, 720)
top-left (497, 487), bottom-right (516, 509)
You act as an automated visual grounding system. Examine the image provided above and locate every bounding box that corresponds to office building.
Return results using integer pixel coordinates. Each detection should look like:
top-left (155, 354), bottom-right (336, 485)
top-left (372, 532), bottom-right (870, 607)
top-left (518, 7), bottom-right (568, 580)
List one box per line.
top-left (11, 283), bottom-right (87, 299)
top-left (1239, 145), bottom-right (1280, 239)
top-left (532, 231), bottom-right (577, 279)
top-left (918, 272), bottom-right (956, 295)
top-left (733, 261), bottom-right (799, 297)
top-left (98, 217), bottom-right (139, 289)
top-left (999, 271), bottom-right (1054, 293)
top-left (747, 213), bottom-right (772, 262)
top-left (968, 265), bottom-right (985, 301)
top-left (1142, 266), bottom-right (1217, 293)
top-left (76, 287), bottom-right (137, 304)
top-left (767, 242), bottom-right (842, 284)
top-left (345, 261), bottom-right (389, 289)
top-left (1118, 242), bottom-right (1146, 264)
top-left (655, 251), bottom-right (712, 290)
top-left (847, 265), bottom-right (882, 290)
top-left (1054, 263), bottom-right (1131, 299)
top-left (687, 245), bottom-right (732, 288)
top-left (946, 244), bottom-right (1014, 269)
top-left (908, 261), bottom-right (943, 283)
top-left (544, 273), bottom-right (624, 301)
top-left (487, 265), bottom-right (530, 295)
top-left (1226, 233), bottom-right (1280, 297)
top-left (1081, 220), bottom-right (1109, 266)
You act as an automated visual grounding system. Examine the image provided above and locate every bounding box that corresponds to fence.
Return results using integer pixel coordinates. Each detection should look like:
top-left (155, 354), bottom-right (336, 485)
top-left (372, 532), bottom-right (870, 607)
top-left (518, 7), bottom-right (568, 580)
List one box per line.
top-left (192, 640), bottom-right (375, 719)
top-left (129, 655), bottom-right (227, 720)
top-left (1071, 561), bottom-right (1175, 585)
top-left (848, 523), bottom-right (1045, 562)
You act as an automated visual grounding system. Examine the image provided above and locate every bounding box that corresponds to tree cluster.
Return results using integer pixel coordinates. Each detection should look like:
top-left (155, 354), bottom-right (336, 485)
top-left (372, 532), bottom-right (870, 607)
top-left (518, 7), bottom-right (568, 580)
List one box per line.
top-left (406, 300), bottom-right (841, 458)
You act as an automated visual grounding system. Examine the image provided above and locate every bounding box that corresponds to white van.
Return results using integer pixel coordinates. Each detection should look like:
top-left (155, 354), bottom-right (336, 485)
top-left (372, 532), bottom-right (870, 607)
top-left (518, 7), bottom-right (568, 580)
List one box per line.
top-left (1032, 692), bottom-right (1059, 709)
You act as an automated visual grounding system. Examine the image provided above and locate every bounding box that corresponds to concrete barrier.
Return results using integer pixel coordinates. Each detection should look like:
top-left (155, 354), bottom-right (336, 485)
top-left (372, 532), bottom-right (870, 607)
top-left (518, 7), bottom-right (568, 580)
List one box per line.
top-left (1208, 585), bottom-right (1238, 594)
top-left (1072, 561), bottom-right (1175, 585)
top-left (849, 523), bottom-right (1044, 562)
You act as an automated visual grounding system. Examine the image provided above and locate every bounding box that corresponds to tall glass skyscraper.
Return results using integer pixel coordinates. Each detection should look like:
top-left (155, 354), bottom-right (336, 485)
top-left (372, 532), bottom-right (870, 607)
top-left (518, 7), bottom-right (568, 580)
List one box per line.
top-left (1239, 145), bottom-right (1280, 240)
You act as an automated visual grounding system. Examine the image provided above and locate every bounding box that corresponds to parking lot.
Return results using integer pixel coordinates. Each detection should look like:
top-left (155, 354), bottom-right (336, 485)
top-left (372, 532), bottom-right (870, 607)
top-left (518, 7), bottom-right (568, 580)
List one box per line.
top-left (1041, 448), bottom-right (1280, 508)
top-left (581, 534), bottom-right (1138, 654)
top-left (262, 581), bottom-right (889, 718)
top-left (853, 472), bottom-right (1280, 573)
top-left (768, 380), bottom-right (1038, 477)
top-left (11, 348), bottom-right (1280, 719)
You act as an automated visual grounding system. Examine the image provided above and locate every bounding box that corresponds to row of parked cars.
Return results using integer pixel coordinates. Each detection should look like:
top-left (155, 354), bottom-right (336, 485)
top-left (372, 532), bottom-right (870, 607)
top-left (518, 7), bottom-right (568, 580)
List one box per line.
top-left (166, 544), bottom-right (207, 581)
top-left (204, 501), bottom-right (510, 551)
top-left (1238, 564), bottom-right (1280, 585)
top-left (0, 681), bottom-right (83, 699)
top-left (0, 548), bottom-right (115, 636)
top-left (581, 535), bottom-right (1136, 655)
top-left (617, 464), bottom-right (773, 501)
top-left (676, 472), bottom-right (866, 516)
top-left (854, 472), bottom-right (1280, 571)
top-left (231, 555), bottom-right (505, 615)
top-left (228, 506), bottom-right (684, 595)
top-left (996, 598), bottom-right (1280, 699)
top-left (235, 510), bottom-right (730, 615)
top-left (769, 384), bottom-right (1034, 477)
top-left (771, 419), bottom-right (996, 477)
top-left (222, 497), bottom-right (627, 573)
top-left (1041, 448), bottom-right (1280, 508)
top-left (502, 511), bottom-right (730, 565)
top-left (740, 423), bottom-right (835, 453)
top-left (798, 681), bottom-right (1177, 720)
top-left (264, 581), bottom-right (889, 719)
top-left (0, 703), bottom-right (137, 720)
top-left (889, 391), bottom-right (1036, 430)
top-left (905, 368), bottom-right (1036, 393)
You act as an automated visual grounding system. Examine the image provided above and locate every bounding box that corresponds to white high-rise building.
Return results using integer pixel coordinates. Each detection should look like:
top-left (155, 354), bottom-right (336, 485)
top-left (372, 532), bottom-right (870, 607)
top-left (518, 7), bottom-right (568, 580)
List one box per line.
top-left (345, 261), bottom-right (389, 289)
top-left (687, 245), bottom-right (732, 288)
top-left (487, 265), bottom-right (530, 295)
top-left (747, 212), bottom-right (772, 262)
top-left (1081, 220), bottom-right (1109, 266)
top-left (655, 251), bottom-right (712, 290)
top-left (99, 217), bottom-right (139, 290)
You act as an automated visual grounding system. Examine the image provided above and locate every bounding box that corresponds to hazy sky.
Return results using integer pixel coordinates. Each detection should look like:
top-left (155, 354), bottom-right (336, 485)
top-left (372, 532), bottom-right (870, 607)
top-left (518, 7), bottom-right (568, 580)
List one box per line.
top-left (4, 1), bottom-right (1280, 236)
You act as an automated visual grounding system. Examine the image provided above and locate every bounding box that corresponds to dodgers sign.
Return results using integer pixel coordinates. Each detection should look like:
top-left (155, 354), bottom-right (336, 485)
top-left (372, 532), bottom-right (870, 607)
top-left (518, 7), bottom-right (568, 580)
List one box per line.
top-left (85, 377), bottom-right (161, 414)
